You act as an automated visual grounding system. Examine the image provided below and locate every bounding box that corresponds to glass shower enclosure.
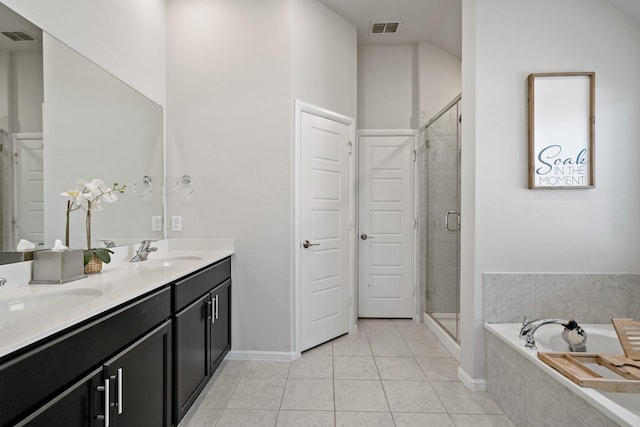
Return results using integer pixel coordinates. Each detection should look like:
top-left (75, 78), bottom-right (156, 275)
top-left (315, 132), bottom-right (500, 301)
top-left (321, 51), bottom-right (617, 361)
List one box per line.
top-left (422, 94), bottom-right (461, 342)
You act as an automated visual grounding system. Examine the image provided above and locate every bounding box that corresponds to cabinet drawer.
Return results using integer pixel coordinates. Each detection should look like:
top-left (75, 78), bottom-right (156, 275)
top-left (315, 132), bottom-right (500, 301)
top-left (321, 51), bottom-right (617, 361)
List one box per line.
top-left (174, 257), bottom-right (231, 312)
top-left (0, 287), bottom-right (171, 426)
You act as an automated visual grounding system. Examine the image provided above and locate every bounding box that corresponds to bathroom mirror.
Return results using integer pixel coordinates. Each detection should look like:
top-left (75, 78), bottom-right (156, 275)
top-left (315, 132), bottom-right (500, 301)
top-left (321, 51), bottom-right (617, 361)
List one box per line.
top-left (0, 3), bottom-right (163, 261)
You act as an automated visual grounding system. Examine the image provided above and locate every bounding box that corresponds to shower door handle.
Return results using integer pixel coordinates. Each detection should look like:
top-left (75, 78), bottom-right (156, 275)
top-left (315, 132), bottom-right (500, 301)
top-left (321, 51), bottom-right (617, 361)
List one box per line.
top-left (445, 211), bottom-right (460, 232)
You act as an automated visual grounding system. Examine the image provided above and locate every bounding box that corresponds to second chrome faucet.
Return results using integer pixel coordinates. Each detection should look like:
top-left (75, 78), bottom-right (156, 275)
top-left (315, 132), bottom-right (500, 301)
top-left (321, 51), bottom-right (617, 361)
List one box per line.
top-left (129, 240), bottom-right (158, 262)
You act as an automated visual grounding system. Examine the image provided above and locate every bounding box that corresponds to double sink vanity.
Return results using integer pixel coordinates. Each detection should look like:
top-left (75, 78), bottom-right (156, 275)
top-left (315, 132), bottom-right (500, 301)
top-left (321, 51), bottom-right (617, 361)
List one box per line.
top-left (0, 239), bottom-right (233, 426)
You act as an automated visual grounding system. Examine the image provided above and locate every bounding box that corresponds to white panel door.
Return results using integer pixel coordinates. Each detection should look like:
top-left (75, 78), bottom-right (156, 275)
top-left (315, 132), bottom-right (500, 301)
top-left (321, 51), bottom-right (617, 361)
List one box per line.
top-left (358, 133), bottom-right (414, 318)
top-left (14, 134), bottom-right (44, 247)
top-left (300, 111), bottom-right (350, 351)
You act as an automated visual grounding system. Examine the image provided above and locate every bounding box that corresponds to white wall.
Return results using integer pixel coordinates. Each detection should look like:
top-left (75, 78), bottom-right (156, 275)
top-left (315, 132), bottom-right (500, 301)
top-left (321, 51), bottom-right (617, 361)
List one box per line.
top-left (166, 0), bottom-right (357, 353)
top-left (0, 0), bottom-right (165, 104)
top-left (291, 0), bottom-right (357, 119)
top-left (167, 0), bottom-right (292, 353)
top-left (460, 0), bottom-right (640, 381)
top-left (418, 42), bottom-right (461, 123)
top-left (358, 45), bottom-right (417, 129)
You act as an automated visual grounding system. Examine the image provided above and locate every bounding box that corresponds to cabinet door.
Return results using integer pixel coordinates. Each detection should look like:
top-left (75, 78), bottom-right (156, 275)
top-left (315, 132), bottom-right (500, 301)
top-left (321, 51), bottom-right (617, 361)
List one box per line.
top-left (104, 321), bottom-right (172, 427)
top-left (174, 294), bottom-right (210, 422)
top-left (17, 369), bottom-right (104, 427)
top-left (210, 279), bottom-right (231, 372)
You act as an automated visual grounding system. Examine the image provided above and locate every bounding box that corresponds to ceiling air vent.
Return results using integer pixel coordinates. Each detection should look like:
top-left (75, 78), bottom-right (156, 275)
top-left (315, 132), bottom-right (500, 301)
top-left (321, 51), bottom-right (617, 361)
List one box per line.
top-left (1, 30), bottom-right (38, 42)
top-left (369, 21), bottom-right (401, 35)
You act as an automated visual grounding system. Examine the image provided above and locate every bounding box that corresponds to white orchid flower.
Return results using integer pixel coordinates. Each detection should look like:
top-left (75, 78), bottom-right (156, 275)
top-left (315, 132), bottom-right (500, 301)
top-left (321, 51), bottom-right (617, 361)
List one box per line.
top-left (75, 178), bottom-right (119, 210)
top-left (87, 178), bottom-right (119, 203)
top-left (60, 189), bottom-right (84, 209)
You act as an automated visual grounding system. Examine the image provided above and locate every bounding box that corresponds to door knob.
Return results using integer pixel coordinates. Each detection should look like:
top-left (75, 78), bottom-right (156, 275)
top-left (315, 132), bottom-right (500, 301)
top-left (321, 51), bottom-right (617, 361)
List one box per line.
top-left (302, 240), bottom-right (320, 248)
top-left (360, 233), bottom-right (374, 240)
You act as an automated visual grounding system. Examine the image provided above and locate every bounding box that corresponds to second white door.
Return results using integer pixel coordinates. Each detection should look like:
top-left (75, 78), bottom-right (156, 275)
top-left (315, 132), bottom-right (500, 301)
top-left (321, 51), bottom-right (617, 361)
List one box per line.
top-left (358, 132), bottom-right (415, 318)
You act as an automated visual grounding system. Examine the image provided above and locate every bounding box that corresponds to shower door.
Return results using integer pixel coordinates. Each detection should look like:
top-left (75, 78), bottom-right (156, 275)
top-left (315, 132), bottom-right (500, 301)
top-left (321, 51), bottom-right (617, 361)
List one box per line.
top-left (425, 99), bottom-right (460, 342)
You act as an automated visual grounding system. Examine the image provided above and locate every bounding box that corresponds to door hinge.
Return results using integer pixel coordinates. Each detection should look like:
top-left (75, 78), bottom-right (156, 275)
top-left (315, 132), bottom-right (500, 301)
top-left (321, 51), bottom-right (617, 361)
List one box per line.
top-left (413, 150), bottom-right (417, 162)
top-left (347, 141), bottom-right (353, 155)
top-left (413, 219), bottom-right (418, 229)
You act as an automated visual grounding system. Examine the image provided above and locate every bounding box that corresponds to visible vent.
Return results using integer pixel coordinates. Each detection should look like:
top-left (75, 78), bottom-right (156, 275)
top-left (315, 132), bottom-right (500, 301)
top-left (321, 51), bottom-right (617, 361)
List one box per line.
top-left (369, 21), bottom-right (401, 35)
top-left (1, 30), bottom-right (38, 42)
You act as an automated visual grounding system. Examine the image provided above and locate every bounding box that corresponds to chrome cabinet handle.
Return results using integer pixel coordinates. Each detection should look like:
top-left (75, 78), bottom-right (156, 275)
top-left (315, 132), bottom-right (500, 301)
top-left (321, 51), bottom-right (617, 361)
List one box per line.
top-left (302, 240), bottom-right (320, 248)
top-left (360, 233), bottom-right (374, 240)
top-left (96, 379), bottom-right (110, 427)
top-left (211, 294), bottom-right (219, 324)
top-left (445, 211), bottom-right (461, 232)
top-left (117, 368), bottom-right (123, 415)
top-left (206, 299), bottom-right (213, 323)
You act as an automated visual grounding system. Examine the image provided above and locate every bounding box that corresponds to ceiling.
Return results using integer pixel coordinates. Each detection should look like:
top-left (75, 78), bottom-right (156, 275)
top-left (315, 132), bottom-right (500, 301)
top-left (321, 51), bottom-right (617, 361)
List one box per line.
top-left (1, 0), bottom-right (638, 59)
top-left (0, 3), bottom-right (42, 53)
top-left (317, 0), bottom-right (640, 60)
top-left (317, 0), bottom-right (462, 58)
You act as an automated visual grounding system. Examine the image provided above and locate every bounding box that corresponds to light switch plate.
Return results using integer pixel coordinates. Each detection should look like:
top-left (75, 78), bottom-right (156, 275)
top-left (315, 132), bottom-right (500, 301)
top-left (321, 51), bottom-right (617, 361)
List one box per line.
top-left (152, 216), bottom-right (162, 232)
top-left (171, 216), bottom-right (182, 232)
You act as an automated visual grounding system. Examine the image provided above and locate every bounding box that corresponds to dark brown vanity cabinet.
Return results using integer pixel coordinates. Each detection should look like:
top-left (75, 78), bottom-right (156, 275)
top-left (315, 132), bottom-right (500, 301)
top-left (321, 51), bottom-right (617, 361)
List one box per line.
top-left (0, 257), bottom-right (231, 427)
top-left (173, 257), bottom-right (231, 424)
top-left (0, 287), bottom-right (172, 427)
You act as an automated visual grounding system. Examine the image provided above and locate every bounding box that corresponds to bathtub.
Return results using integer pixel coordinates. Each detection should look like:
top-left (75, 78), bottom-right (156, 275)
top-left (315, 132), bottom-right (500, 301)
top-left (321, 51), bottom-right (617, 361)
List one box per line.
top-left (485, 323), bottom-right (640, 427)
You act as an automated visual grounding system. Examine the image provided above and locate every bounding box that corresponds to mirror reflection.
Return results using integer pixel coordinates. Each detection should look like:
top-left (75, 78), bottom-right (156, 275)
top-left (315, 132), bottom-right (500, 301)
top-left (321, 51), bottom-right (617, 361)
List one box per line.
top-left (0, 4), bottom-right (163, 260)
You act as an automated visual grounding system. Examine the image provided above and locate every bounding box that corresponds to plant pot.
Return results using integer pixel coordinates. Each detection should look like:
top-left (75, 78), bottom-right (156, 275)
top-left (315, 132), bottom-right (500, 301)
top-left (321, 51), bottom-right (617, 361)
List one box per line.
top-left (84, 253), bottom-right (103, 274)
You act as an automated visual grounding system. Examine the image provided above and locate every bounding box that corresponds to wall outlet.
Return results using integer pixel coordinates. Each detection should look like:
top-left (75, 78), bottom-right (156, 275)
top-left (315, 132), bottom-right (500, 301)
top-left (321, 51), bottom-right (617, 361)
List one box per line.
top-left (152, 216), bottom-right (162, 232)
top-left (171, 216), bottom-right (182, 232)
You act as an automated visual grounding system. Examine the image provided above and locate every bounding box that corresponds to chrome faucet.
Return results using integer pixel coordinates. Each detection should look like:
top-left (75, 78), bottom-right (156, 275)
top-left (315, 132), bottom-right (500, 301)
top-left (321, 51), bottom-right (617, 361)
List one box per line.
top-left (0, 278), bottom-right (6, 287)
top-left (100, 239), bottom-right (116, 248)
top-left (519, 317), bottom-right (587, 351)
top-left (129, 240), bottom-right (157, 262)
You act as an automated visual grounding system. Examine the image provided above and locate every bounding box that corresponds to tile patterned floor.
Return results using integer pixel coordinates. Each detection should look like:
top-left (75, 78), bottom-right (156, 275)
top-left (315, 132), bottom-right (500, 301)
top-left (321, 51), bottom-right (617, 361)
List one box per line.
top-left (179, 319), bottom-right (514, 427)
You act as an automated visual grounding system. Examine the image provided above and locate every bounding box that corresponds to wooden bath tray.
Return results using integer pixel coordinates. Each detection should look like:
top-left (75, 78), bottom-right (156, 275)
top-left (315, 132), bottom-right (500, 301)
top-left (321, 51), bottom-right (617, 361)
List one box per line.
top-left (538, 352), bottom-right (640, 393)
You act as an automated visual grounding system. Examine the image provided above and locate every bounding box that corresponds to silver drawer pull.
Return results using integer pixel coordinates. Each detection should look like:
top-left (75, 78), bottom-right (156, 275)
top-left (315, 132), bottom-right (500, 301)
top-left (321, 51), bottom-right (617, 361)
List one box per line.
top-left (117, 368), bottom-right (123, 414)
top-left (96, 378), bottom-right (110, 427)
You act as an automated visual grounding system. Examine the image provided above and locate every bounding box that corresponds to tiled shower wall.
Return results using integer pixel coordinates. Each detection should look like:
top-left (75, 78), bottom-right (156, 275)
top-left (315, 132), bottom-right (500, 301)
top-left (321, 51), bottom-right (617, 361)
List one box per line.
top-left (484, 273), bottom-right (640, 323)
top-left (419, 108), bottom-right (460, 316)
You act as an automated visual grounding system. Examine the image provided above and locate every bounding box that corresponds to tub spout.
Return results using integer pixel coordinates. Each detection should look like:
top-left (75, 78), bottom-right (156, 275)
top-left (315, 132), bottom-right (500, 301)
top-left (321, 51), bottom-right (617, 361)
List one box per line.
top-left (519, 317), bottom-right (587, 351)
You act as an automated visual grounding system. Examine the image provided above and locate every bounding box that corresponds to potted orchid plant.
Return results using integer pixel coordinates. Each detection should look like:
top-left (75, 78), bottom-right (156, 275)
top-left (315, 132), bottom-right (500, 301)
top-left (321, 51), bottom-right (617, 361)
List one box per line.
top-left (61, 178), bottom-right (126, 273)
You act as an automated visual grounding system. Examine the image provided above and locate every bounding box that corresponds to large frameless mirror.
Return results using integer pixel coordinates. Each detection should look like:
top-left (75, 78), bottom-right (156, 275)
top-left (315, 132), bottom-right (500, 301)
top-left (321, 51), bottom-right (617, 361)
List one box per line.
top-left (0, 3), bottom-right (163, 263)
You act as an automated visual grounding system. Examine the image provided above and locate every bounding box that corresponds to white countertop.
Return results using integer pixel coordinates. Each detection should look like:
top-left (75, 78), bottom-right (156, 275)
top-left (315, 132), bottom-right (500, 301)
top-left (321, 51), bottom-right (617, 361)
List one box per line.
top-left (0, 239), bottom-right (233, 359)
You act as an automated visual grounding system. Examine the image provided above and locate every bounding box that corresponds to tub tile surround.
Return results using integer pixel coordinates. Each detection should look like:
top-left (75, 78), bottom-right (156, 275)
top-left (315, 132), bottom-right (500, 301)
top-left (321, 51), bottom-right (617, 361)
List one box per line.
top-left (485, 329), bottom-right (621, 427)
top-left (484, 273), bottom-right (640, 427)
top-left (484, 273), bottom-right (640, 324)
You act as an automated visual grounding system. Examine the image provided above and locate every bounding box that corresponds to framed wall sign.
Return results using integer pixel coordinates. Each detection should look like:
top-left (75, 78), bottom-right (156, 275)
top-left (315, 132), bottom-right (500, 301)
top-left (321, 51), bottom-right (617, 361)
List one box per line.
top-left (528, 72), bottom-right (595, 189)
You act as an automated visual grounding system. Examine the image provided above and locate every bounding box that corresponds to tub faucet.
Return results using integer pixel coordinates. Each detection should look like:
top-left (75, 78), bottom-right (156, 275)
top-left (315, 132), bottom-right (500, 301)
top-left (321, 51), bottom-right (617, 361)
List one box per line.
top-left (519, 317), bottom-right (587, 351)
top-left (129, 240), bottom-right (157, 262)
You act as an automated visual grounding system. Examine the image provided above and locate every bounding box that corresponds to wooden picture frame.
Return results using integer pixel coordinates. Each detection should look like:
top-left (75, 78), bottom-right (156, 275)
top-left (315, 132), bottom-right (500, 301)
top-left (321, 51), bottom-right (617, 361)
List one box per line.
top-left (528, 72), bottom-right (595, 189)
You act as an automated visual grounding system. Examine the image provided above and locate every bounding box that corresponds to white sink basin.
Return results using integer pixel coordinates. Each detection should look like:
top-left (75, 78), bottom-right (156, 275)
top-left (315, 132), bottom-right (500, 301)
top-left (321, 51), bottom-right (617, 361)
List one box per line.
top-left (0, 289), bottom-right (103, 325)
top-left (139, 255), bottom-right (203, 271)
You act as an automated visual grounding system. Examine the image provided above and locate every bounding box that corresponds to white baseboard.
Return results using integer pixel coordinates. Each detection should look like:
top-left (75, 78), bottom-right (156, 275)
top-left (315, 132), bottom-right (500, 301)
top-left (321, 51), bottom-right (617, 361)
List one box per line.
top-left (226, 350), bottom-right (300, 362)
top-left (423, 312), bottom-right (460, 360)
top-left (457, 366), bottom-right (486, 391)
